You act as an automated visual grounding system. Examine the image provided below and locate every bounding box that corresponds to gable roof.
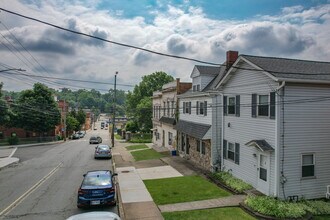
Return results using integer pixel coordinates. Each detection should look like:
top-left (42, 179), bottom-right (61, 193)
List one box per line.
top-left (217, 55), bottom-right (330, 87)
top-left (202, 65), bottom-right (227, 92)
top-left (242, 55), bottom-right (330, 82)
top-left (175, 120), bottom-right (211, 140)
top-left (190, 65), bottom-right (220, 78)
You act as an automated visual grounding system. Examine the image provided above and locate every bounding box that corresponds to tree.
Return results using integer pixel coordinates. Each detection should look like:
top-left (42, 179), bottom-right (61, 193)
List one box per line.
top-left (12, 83), bottom-right (60, 134)
top-left (66, 115), bottom-right (79, 133)
top-left (126, 71), bottom-right (173, 131)
top-left (76, 108), bottom-right (86, 128)
top-left (0, 82), bottom-right (11, 125)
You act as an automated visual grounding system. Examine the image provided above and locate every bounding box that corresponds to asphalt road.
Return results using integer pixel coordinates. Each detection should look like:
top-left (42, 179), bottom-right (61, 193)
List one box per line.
top-left (0, 123), bottom-right (117, 220)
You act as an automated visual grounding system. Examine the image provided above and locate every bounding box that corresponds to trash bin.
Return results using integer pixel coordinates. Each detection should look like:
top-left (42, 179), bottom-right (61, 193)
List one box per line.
top-left (171, 150), bottom-right (176, 156)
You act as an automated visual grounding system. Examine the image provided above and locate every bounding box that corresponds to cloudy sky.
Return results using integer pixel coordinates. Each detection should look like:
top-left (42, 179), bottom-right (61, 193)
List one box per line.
top-left (0, 0), bottom-right (329, 92)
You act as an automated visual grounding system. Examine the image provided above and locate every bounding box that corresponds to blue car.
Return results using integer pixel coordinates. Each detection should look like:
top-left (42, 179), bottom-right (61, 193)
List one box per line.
top-left (77, 170), bottom-right (117, 208)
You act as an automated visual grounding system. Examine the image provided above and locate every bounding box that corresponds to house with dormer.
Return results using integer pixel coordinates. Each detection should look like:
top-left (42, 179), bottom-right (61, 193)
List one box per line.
top-left (216, 54), bottom-right (330, 199)
top-left (175, 51), bottom-right (237, 171)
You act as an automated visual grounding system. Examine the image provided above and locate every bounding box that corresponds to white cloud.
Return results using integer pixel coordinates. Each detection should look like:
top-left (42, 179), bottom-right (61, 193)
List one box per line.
top-left (0, 1), bottom-right (330, 92)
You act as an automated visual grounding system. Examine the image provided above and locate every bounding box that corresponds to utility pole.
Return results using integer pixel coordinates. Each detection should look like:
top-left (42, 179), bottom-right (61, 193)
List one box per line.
top-left (63, 99), bottom-right (67, 141)
top-left (112, 71), bottom-right (118, 148)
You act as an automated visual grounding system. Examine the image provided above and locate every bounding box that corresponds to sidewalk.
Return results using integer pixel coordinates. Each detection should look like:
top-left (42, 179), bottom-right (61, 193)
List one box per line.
top-left (0, 148), bottom-right (19, 170)
top-left (112, 140), bottom-right (247, 220)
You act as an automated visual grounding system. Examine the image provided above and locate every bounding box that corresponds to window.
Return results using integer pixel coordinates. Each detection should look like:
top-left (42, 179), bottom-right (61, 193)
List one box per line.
top-left (197, 85), bottom-right (200, 91)
top-left (223, 140), bottom-right (240, 164)
top-left (199, 102), bottom-right (204, 115)
top-left (167, 101), bottom-right (170, 116)
top-left (228, 97), bottom-right (236, 115)
top-left (168, 132), bottom-right (173, 145)
top-left (183, 102), bottom-right (190, 114)
top-left (196, 140), bottom-right (200, 152)
top-left (201, 141), bottom-right (206, 155)
top-left (258, 95), bottom-right (269, 116)
top-left (163, 101), bottom-right (166, 116)
top-left (171, 101), bottom-right (175, 116)
top-left (302, 154), bottom-right (315, 178)
top-left (193, 85), bottom-right (196, 92)
top-left (228, 142), bottom-right (235, 160)
top-left (158, 106), bottom-right (161, 118)
top-left (252, 93), bottom-right (275, 119)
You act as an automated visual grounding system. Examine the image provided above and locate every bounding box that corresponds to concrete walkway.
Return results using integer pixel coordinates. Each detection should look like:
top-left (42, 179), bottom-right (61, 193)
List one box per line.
top-left (158, 195), bottom-right (246, 212)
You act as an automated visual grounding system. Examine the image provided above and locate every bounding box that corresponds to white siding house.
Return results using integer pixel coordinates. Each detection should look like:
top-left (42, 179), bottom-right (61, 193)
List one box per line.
top-left (216, 55), bottom-right (330, 199)
top-left (152, 79), bottom-right (191, 150)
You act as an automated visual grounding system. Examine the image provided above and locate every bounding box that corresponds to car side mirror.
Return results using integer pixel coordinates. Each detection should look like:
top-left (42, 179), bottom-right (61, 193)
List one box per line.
top-left (112, 173), bottom-right (118, 177)
top-left (95, 146), bottom-right (98, 149)
top-left (83, 174), bottom-right (86, 177)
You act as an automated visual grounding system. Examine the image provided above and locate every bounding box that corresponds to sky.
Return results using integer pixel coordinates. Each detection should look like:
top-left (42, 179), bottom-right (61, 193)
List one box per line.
top-left (0, 0), bottom-right (329, 92)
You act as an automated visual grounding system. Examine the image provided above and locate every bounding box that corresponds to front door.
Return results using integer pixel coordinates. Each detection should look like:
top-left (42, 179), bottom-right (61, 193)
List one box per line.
top-left (257, 153), bottom-right (270, 195)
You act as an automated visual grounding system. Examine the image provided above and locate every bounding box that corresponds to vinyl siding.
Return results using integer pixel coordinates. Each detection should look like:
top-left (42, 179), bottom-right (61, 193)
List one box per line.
top-left (221, 62), bottom-right (277, 196)
top-left (278, 84), bottom-right (330, 199)
top-left (179, 96), bottom-right (213, 125)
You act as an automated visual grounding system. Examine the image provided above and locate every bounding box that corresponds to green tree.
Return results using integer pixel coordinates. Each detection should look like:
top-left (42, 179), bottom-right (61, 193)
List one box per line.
top-left (0, 82), bottom-right (11, 125)
top-left (12, 83), bottom-right (60, 134)
top-left (66, 115), bottom-right (79, 133)
top-left (136, 97), bottom-right (152, 132)
top-left (76, 108), bottom-right (86, 128)
top-left (126, 71), bottom-right (173, 131)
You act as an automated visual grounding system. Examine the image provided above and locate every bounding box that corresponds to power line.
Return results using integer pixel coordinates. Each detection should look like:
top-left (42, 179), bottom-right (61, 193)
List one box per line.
top-left (0, 7), bottom-right (221, 66)
top-left (0, 21), bottom-right (52, 77)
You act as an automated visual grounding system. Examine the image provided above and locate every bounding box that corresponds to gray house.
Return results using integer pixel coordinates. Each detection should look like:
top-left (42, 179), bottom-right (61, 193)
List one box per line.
top-left (216, 54), bottom-right (330, 199)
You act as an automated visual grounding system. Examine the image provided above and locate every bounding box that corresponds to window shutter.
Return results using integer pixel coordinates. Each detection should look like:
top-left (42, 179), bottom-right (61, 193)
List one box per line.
top-left (235, 143), bottom-right (240, 165)
top-left (188, 102), bottom-right (191, 114)
top-left (183, 102), bottom-right (186, 114)
top-left (236, 95), bottom-right (240, 117)
top-left (196, 101), bottom-right (199, 115)
top-left (223, 96), bottom-right (227, 116)
top-left (252, 94), bottom-right (257, 118)
top-left (204, 101), bottom-right (207, 116)
top-left (223, 139), bottom-right (227, 159)
top-left (270, 92), bottom-right (276, 119)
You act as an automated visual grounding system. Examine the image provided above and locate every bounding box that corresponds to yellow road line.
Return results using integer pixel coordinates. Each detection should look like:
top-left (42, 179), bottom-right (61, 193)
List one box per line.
top-left (0, 162), bottom-right (62, 217)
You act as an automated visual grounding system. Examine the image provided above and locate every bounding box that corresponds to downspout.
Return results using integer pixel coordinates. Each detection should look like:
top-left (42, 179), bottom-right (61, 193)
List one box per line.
top-left (221, 93), bottom-right (225, 169)
top-left (275, 81), bottom-right (285, 198)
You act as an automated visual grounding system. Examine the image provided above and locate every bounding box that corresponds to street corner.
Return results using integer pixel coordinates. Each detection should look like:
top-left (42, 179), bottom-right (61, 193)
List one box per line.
top-left (0, 157), bottom-right (20, 170)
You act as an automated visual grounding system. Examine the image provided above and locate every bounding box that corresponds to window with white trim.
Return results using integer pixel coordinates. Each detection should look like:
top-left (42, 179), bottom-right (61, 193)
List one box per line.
top-left (302, 154), bottom-right (315, 178)
top-left (168, 132), bottom-right (173, 145)
top-left (228, 97), bottom-right (236, 115)
top-left (258, 95), bottom-right (269, 116)
top-left (228, 142), bottom-right (235, 161)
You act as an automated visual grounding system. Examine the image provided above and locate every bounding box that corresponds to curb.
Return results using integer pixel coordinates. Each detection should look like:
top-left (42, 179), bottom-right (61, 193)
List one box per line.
top-left (0, 157), bottom-right (20, 171)
top-left (113, 155), bottom-right (125, 220)
top-left (0, 141), bottom-right (65, 149)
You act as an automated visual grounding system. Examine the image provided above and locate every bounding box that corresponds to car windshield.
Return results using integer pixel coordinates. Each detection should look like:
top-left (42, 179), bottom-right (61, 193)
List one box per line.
top-left (90, 137), bottom-right (97, 140)
top-left (82, 173), bottom-right (112, 186)
top-left (98, 146), bottom-right (109, 150)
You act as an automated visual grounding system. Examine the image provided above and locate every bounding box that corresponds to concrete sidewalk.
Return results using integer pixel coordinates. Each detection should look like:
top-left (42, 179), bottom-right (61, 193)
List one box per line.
top-left (112, 140), bottom-right (248, 220)
top-left (0, 148), bottom-right (19, 170)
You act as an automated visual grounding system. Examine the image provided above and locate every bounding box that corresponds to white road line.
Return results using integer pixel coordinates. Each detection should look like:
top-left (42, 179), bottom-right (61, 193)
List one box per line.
top-left (9, 148), bottom-right (17, 158)
top-left (0, 162), bottom-right (62, 217)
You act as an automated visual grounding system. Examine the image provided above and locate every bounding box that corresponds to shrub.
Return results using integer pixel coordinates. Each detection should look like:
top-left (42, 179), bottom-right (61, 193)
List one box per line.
top-left (7, 136), bottom-right (19, 145)
top-left (211, 172), bottom-right (252, 193)
top-left (301, 200), bottom-right (330, 215)
top-left (245, 196), bottom-right (306, 218)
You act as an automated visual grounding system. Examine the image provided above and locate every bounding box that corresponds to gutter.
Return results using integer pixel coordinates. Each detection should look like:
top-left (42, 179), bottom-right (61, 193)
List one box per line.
top-left (274, 81), bottom-right (285, 197)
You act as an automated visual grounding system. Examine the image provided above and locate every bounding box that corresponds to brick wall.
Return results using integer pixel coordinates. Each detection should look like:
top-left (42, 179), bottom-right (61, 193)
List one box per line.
top-left (188, 137), bottom-right (212, 171)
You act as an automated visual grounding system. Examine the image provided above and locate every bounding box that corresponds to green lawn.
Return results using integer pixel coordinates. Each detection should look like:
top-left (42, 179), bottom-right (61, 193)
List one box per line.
top-left (163, 207), bottom-right (256, 220)
top-left (314, 215), bottom-right (330, 220)
top-left (126, 144), bottom-right (148, 151)
top-left (114, 134), bottom-right (122, 140)
top-left (144, 175), bottom-right (231, 205)
top-left (131, 149), bottom-right (164, 161)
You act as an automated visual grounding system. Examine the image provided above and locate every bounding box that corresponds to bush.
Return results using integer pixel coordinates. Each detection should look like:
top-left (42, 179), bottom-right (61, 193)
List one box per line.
top-left (245, 196), bottom-right (306, 218)
top-left (129, 133), bottom-right (152, 143)
top-left (211, 172), bottom-right (252, 193)
top-left (301, 200), bottom-right (330, 215)
top-left (7, 136), bottom-right (19, 145)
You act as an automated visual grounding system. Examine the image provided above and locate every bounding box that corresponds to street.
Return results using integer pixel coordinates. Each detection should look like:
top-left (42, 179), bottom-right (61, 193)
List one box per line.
top-left (0, 123), bottom-right (117, 220)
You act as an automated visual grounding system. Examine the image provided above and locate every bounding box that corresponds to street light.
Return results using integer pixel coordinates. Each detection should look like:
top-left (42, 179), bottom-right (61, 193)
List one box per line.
top-left (112, 71), bottom-right (118, 148)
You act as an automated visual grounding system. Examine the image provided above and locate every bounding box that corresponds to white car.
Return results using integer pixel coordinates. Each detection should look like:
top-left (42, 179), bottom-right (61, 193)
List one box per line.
top-left (66, 211), bottom-right (120, 220)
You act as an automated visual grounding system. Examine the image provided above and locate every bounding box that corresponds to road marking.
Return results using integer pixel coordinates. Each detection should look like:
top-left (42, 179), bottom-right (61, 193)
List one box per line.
top-left (0, 162), bottom-right (62, 217)
top-left (9, 148), bottom-right (17, 158)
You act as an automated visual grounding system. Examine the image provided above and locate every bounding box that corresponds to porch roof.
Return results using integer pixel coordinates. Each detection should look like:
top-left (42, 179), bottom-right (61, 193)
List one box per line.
top-left (245, 139), bottom-right (274, 152)
top-left (175, 120), bottom-right (211, 139)
top-left (159, 116), bottom-right (176, 125)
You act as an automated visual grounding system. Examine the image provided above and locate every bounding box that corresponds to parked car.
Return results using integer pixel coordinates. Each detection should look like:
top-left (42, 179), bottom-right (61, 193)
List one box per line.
top-left (94, 126), bottom-right (97, 130)
top-left (94, 145), bottom-right (112, 159)
top-left (66, 211), bottom-right (121, 220)
top-left (72, 133), bottom-right (80, 139)
top-left (77, 131), bottom-right (85, 138)
top-left (77, 170), bottom-right (117, 208)
top-left (89, 136), bottom-right (100, 144)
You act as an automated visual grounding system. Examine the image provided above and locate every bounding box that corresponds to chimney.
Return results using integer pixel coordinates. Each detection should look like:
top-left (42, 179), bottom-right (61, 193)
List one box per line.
top-left (226, 50), bottom-right (239, 69)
